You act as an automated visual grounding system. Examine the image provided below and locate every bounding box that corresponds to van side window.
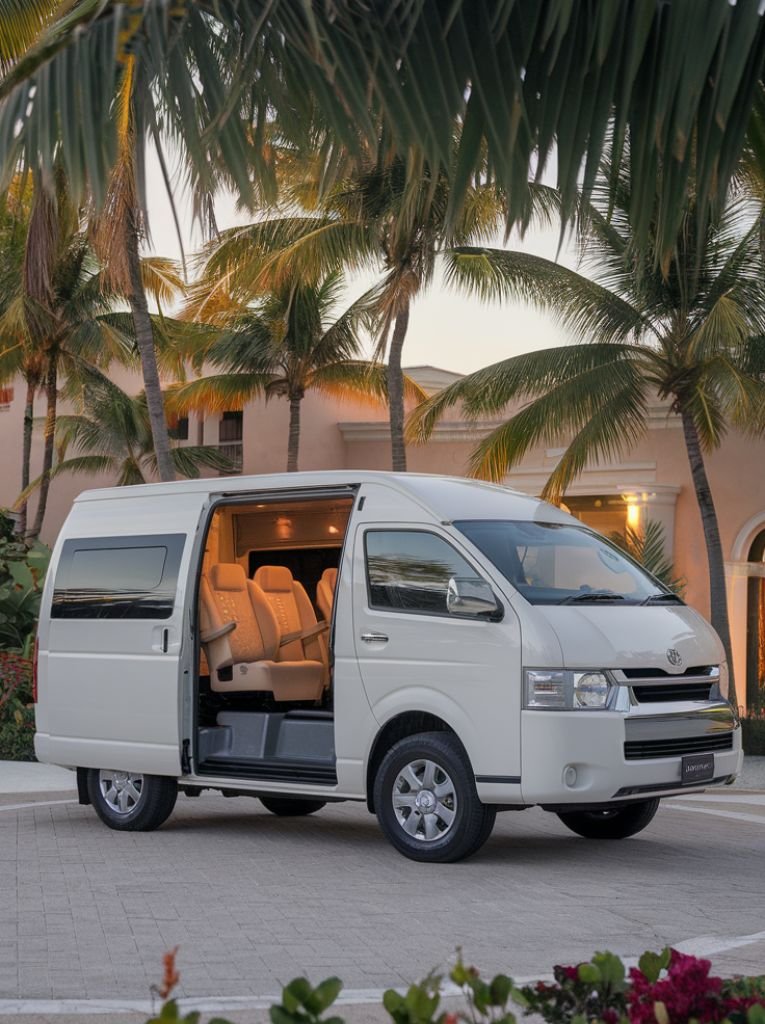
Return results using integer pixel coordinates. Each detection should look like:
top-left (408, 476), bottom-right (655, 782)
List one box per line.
top-left (365, 530), bottom-right (482, 616)
top-left (52, 534), bottom-right (185, 620)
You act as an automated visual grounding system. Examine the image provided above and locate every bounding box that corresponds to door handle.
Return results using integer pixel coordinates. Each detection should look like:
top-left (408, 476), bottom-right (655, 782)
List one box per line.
top-left (360, 632), bottom-right (389, 644)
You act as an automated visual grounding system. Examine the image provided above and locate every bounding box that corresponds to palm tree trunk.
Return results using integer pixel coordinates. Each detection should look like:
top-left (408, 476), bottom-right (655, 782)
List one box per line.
top-left (680, 407), bottom-right (737, 707)
top-left (18, 376), bottom-right (36, 537)
top-left (287, 394), bottom-right (302, 472)
top-left (124, 209), bottom-right (175, 483)
top-left (387, 302), bottom-right (410, 472)
top-left (28, 359), bottom-right (57, 542)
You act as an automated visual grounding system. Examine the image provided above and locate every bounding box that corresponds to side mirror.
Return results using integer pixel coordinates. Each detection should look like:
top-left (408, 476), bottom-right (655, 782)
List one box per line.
top-left (446, 577), bottom-right (503, 621)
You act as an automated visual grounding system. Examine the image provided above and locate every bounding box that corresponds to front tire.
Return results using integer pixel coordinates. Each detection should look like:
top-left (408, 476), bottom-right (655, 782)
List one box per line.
top-left (87, 769), bottom-right (177, 831)
top-left (374, 732), bottom-right (495, 863)
top-left (556, 798), bottom-right (659, 840)
top-left (260, 797), bottom-right (326, 817)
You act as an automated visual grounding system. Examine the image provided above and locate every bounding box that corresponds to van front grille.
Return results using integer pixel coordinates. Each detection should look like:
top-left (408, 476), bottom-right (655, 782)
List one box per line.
top-left (624, 733), bottom-right (733, 760)
top-left (632, 683), bottom-right (714, 703)
top-left (621, 666), bottom-right (720, 704)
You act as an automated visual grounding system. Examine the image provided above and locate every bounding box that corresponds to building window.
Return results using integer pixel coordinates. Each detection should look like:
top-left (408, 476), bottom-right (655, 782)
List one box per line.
top-left (563, 495), bottom-right (633, 540)
top-left (0, 386), bottom-right (13, 410)
top-left (218, 411), bottom-right (243, 473)
top-left (167, 415), bottom-right (189, 441)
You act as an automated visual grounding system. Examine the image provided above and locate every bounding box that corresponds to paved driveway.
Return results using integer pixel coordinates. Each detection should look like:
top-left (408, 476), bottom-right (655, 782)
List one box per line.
top-left (2, 779), bottom-right (765, 1011)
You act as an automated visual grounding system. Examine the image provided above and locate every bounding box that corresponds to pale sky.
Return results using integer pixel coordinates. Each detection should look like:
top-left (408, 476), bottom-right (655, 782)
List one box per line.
top-left (144, 151), bottom-right (579, 376)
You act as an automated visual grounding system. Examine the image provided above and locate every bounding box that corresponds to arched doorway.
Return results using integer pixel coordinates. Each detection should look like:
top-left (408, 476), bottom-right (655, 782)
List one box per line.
top-left (746, 529), bottom-right (765, 711)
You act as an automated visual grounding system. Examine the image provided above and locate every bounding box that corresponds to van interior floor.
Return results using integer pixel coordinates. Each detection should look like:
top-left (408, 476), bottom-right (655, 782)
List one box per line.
top-left (196, 709), bottom-right (337, 785)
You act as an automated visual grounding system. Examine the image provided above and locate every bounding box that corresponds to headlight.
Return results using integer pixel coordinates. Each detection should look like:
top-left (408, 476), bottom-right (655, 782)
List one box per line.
top-left (573, 671), bottom-right (610, 708)
top-left (525, 669), bottom-right (612, 710)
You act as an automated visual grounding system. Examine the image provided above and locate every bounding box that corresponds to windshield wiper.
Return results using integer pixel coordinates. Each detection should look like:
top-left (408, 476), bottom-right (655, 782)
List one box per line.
top-left (640, 593), bottom-right (683, 605)
top-left (560, 592), bottom-right (627, 604)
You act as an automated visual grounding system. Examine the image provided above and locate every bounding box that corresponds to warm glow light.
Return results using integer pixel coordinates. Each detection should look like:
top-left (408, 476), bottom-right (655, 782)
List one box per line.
top-left (276, 516), bottom-right (293, 540)
top-left (626, 503), bottom-right (641, 529)
top-left (328, 525), bottom-right (339, 535)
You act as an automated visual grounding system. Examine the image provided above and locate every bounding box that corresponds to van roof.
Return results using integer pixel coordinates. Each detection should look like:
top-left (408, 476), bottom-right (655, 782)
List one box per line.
top-left (73, 470), bottom-right (573, 524)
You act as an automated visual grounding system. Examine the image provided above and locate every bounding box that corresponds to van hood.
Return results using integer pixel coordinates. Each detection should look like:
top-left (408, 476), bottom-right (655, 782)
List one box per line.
top-left (536, 604), bottom-right (724, 673)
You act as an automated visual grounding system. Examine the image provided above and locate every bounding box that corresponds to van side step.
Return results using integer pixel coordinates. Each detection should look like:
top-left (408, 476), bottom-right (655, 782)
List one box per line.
top-left (196, 709), bottom-right (337, 786)
top-left (197, 756), bottom-right (337, 785)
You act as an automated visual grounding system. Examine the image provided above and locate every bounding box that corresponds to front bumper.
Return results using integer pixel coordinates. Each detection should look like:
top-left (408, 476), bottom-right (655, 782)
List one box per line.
top-left (515, 699), bottom-right (741, 806)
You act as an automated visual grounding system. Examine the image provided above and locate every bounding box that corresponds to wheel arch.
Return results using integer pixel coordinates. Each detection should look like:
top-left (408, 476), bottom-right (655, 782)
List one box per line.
top-left (365, 709), bottom-right (470, 813)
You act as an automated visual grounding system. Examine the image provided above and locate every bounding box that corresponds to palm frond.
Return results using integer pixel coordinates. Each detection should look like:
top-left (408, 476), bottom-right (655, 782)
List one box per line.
top-left (309, 360), bottom-right (425, 407)
top-left (408, 343), bottom-right (642, 443)
top-left (611, 521), bottom-right (685, 596)
top-left (444, 248), bottom-right (646, 344)
top-left (4, 2), bottom-right (763, 259)
top-left (16, 453), bottom-right (117, 505)
top-left (463, 356), bottom-right (649, 489)
top-left (167, 444), bottom-right (236, 479)
top-left (164, 373), bottom-right (273, 415)
top-left (140, 256), bottom-right (185, 308)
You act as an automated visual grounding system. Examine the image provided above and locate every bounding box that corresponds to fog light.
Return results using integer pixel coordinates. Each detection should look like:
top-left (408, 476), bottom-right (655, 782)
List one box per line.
top-left (563, 766), bottom-right (577, 787)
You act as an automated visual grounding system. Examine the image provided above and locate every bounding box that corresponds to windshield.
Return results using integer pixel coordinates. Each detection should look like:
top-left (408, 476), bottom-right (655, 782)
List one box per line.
top-left (454, 520), bottom-right (677, 606)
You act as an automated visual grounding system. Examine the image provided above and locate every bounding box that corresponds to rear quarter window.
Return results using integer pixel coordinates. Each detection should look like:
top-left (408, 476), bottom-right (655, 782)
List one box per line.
top-left (51, 534), bottom-right (186, 620)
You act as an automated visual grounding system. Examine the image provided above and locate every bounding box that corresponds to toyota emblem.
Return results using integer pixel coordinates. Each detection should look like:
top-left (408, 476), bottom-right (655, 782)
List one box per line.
top-left (666, 648), bottom-right (683, 668)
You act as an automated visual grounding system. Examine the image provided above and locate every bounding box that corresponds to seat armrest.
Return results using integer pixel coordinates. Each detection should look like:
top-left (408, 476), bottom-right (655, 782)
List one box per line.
top-left (201, 621), bottom-right (236, 643)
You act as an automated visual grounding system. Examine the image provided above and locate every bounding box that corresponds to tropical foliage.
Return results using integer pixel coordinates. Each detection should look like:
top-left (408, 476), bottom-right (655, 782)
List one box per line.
top-left (147, 945), bottom-right (765, 1024)
top-left (610, 521), bottom-right (685, 597)
top-left (172, 269), bottom-right (425, 472)
top-left (0, 509), bottom-right (48, 652)
top-left (0, 170), bottom-right (188, 538)
top-left (23, 378), bottom-right (234, 490)
top-left (409, 170), bottom-right (765, 705)
top-left (1, 1), bottom-right (764, 266)
top-left (0, 508), bottom-right (48, 760)
top-left (200, 148), bottom-right (529, 469)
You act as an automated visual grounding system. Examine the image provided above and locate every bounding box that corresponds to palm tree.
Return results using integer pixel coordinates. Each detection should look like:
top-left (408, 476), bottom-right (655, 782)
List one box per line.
top-left (89, 56), bottom-right (184, 482)
top-left (0, 1), bottom-right (763, 267)
top-left (195, 149), bottom-right (525, 470)
top-left (21, 377), bottom-right (233, 492)
top-left (410, 174), bottom-right (765, 707)
top-left (0, 184), bottom-right (144, 540)
top-left (0, 172), bottom-right (187, 539)
top-left (171, 269), bottom-right (425, 472)
top-left (0, 173), bottom-right (41, 536)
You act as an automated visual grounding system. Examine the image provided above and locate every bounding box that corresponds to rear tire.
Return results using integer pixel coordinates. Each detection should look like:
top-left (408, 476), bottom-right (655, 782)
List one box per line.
top-left (374, 731), bottom-right (495, 863)
top-left (87, 769), bottom-right (177, 831)
top-left (556, 798), bottom-right (659, 839)
top-left (260, 797), bottom-right (326, 817)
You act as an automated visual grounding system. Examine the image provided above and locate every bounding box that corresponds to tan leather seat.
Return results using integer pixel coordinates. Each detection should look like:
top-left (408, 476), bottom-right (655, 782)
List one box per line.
top-left (200, 563), bottom-right (324, 701)
top-left (254, 566), bottom-right (329, 679)
top-left (316, 567), bottom-right (338, 624)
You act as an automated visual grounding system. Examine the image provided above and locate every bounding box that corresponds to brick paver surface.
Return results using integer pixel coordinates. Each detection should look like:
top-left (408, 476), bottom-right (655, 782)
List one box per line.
top-left (2, 790), bottom-right (765, 1002)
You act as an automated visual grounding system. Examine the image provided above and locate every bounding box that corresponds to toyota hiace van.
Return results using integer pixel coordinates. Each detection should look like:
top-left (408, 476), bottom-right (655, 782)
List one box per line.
top-left (34, 471), bottom-right (741, 862)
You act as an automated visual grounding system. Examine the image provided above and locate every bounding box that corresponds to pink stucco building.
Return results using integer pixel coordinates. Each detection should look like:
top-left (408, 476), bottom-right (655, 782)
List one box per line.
top-left (1, 364), bottom-right (764, 712)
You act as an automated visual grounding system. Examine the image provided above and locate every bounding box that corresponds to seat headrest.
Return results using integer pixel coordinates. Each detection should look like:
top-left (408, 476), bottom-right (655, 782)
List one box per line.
top-left (210, 563), bottom-right (247, 592)
top-left (321, 568), bottom-right (338, 589)
top-left (255, 565), bottom-right (295, 593)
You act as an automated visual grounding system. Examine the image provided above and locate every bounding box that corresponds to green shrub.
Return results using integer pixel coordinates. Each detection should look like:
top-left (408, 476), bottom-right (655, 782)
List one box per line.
top-left (147, 948), bottom-right (765, 1024)
top-left (0, 651), bottom-right (35, 760)
top-left (0, 510), bottom-right (49, 761)
top-left (0, 517), bottom-right (49, 653)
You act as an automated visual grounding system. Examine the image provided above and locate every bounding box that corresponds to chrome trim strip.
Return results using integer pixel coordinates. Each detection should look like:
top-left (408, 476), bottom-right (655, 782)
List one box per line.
top-left (624, 703), bottom-right (738, 741)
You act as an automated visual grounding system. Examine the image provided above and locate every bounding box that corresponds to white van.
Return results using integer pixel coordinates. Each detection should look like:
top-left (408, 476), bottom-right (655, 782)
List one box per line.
top-left (34, 471), bottom-right (741, 862)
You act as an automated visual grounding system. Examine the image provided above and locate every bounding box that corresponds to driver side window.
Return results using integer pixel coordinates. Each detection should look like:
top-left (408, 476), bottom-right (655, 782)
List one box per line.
top-left (364, 530), bottom-right (483, 616)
